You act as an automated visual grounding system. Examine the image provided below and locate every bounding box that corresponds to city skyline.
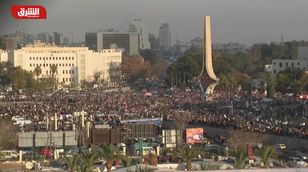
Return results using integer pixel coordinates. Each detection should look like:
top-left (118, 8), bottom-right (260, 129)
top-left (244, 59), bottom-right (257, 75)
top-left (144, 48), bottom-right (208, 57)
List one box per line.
top-left (1, 0), bottom-right (308, 46)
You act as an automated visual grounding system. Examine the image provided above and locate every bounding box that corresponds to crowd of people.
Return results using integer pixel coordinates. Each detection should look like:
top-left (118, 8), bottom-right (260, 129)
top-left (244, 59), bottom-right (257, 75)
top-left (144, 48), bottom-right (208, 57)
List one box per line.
top-left (0, 87), bottom-right (307, 139)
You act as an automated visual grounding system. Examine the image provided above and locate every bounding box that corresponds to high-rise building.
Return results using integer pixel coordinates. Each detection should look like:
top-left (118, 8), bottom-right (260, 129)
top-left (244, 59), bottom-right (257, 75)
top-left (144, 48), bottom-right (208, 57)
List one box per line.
top-left (3, 37), bottom-right (17, 50)
top-left (63, 37), bottom-right (70, 45)
top-left (149, 33), bottom-right (159, 50)
top-left (85, 31), bottom-right (139, 55)
top-left (10, 40), bottom-right (122, 86)
top-left (159, 23), bottom-right (171, 53)
top-left (53, 32), bottom-right (63, 45)
top-left (37, 32), bottom-right (52, 44)
top-left (128, 19), bottom-right (150, 50)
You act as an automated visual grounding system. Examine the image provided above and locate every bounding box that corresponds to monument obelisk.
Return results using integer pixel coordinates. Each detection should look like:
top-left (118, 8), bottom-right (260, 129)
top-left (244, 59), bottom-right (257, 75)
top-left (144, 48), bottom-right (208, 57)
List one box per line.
top-left (204, 16), bottom-right (219, 95)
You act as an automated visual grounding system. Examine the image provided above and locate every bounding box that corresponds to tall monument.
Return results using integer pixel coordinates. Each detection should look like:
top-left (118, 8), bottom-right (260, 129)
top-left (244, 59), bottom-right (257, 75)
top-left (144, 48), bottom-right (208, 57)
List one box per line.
top-left (203, 16), bottom-right (219, 95)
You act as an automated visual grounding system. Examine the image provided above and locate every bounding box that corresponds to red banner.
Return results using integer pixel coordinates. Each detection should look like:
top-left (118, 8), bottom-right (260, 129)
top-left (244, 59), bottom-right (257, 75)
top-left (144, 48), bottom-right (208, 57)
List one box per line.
top-left (11, 5), bottom-right (47, 19)
top-left (186, 128), bottom-right (204, 144)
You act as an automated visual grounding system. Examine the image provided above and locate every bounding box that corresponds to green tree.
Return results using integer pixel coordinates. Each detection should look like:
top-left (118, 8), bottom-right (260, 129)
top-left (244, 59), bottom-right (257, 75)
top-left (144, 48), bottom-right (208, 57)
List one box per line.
top-left (99, 144), bottom-right (118, 172)
top-left (259, 146), bottom-right (275, 168)
top-left (63, 154), bottom-right (80, 172)
top-left (34, 66), bottom-right (42, 79)
top-left (93, 71), bottom-right (102, 85)
top-left (276, 68), bottom-right (303, 93)
top-left (50, 64), bottom-right (57, 77)
top-left (262, 72), bottom-right (276, 98)
top-left (232, 148), bottom-right (247, 169)
top-left (78, 150), bottom-right (100, 172)
top-left (181, 146), bottom-right (197, 171)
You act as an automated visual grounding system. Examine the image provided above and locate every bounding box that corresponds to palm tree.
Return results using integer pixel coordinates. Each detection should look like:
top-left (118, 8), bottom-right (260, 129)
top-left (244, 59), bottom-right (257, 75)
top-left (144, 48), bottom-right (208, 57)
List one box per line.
top-left (50, 64), bottom-right (58, 77)
top-left (34, 66), bottom-right (42, 79)
top-left (181, 146), bottom-right (197, 171)
top-left (259, 146), bottom-right (275, 168)
top-left (63, 154), bottom-right (80, 172)
top-left (78, 150), bottom-right (100, 172)
top-left (98, 144), bottom-right (118, 172)
top-left (233, 148), bottom-right (247, 169)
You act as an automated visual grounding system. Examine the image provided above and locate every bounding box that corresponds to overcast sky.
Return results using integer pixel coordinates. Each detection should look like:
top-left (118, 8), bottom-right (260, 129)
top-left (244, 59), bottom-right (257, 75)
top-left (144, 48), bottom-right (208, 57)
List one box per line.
top-left (1, 0), bottom-right (308, 46)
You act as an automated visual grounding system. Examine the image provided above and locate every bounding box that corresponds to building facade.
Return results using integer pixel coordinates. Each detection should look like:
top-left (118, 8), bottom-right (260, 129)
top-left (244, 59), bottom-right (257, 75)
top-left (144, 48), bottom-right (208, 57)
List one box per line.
top-left (0, 49), bottom-right (8, 62)
top-left (85, 31), bottom-right (139, 55)
top-left (271, 46), bottom-right (308, 75)
top-left (128, 19), bottom-right (150, 50)
top-left (213, 43), bottom-right (247, 54)
top-left (53, 32), bottom-right (63, 46)
top-left (158, 23), bottom-right (171, 53)
top-left (10, 41), bottom-right (122, 86)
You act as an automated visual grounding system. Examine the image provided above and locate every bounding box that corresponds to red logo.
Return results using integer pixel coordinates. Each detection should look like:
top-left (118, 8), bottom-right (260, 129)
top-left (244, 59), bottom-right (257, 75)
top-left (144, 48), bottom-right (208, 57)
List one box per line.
top-left (11, 5), bottom-right (47, 19)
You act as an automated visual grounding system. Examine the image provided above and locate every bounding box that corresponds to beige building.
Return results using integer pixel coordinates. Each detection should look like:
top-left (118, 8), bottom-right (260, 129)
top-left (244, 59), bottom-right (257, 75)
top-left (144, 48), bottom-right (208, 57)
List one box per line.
top-left (0, 50), bottom-right (8, 62)
top-left (9, 41), bottom-right (122, 86)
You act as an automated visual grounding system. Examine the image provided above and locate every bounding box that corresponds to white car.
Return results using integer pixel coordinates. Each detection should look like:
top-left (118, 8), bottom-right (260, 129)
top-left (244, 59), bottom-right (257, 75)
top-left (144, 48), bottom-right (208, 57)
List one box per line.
top-left (11, 116), bottom-right (24, 122)
top-left (14, 119), bottom-right (32, 126)
top-left (0, 150), bottom-right (18, 160)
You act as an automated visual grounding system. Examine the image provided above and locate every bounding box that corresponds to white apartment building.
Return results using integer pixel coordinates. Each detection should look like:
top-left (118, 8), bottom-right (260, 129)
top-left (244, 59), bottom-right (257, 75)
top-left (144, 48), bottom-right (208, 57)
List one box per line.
top-left (128, 19), bottom-right (150, 50)
top-left (9, 41), bottom-right (122, 86)
top-left (271, 46), bottom-right (308, 75)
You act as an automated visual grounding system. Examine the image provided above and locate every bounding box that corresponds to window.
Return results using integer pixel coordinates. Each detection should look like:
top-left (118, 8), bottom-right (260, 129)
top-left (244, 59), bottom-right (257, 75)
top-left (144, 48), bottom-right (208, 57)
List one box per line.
top-left (53, 57), bottom-right (55, 60)
top-left (43, 57), bottom-right (45, 60)
top-left (69, 57), bottom-right (71, 60)
top-left (63, 78), bottom-right (65, 82)
top-left (298, 62), bottom-right (300, 65)
top-left (72, 57), bottom-right (74, 60)
top-left (63, 70), bottom-right (65, 74)
top-left (66, 70), bottom-right (68, 74)
top-left (279, 62), bottom-right (282, 67)
top-left (40, 57), bottom-right (41, 60)
top-left (30, 64), bottom-right (32, 67)
top-left (66, 57), bottom-right (68, 60)
top-left (72, 64), bottom-right (74, 67)
top-left (69, 64), bottom-right (71, 67)
top-left (30, 57), bottom-right (32, 60)
top-left (69, 70), bottom-right (71, 74)
top-left (292, 62), bottom-right (294, 67)
top-left (56, 57), bottom-right (58, 60)
top-left (66, 78), bottom-right (68, 81)
top-left (66, 64), bottom-right (68, 66)
top-left (46, 64), bottom-right (48, 67)
top-left (49, 57), bottom-right (51, 60)
top-left (59, 64), bottom-right (61, 66)
top-left (46, 71), bottom-right (48, 75)
top-left (72, 70), bottom-right (74, 74)
top-left (286, 62), bottom-right (288, 67)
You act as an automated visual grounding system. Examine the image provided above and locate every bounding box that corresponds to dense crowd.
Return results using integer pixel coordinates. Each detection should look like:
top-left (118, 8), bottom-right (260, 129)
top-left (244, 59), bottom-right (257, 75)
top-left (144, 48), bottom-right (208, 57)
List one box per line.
top-left (0, 88), bottom-right (307, 139)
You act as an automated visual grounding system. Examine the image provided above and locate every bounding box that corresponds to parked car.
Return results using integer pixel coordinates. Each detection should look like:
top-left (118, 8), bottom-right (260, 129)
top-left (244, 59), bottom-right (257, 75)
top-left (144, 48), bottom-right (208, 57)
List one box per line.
top-left (0, 150), bottom-right (18, 160)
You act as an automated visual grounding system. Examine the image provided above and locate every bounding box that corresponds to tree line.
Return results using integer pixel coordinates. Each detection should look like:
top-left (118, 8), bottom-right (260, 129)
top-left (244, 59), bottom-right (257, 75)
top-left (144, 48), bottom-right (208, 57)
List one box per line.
top-left (165, 41), bottom-right (308, 97)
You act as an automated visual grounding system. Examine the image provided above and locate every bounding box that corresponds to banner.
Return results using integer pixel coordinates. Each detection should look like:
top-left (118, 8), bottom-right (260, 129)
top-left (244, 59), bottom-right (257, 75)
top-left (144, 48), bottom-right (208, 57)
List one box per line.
top-left (186, 128), bottom-right (204, 144)
top-left (11, 5), bottom-right (47, 19)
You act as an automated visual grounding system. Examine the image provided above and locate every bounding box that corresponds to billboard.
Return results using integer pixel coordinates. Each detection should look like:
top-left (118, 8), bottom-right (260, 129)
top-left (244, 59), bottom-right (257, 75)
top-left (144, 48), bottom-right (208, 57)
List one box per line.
top-left (186, 128), bottom-right (204, 144)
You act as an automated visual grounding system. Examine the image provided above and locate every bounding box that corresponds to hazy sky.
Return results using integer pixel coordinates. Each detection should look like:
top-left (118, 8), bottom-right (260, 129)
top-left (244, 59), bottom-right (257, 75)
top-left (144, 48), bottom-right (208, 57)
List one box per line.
top-left (1, 0), bottom-right (308, 45)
